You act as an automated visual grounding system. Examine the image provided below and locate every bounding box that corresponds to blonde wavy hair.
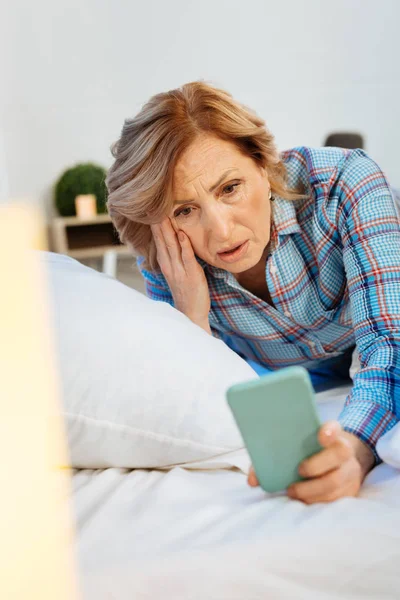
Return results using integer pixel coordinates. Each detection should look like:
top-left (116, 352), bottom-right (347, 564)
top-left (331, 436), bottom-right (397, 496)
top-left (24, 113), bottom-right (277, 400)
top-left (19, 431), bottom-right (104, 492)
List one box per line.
top-left (106, 81), bottom-right (302, 272)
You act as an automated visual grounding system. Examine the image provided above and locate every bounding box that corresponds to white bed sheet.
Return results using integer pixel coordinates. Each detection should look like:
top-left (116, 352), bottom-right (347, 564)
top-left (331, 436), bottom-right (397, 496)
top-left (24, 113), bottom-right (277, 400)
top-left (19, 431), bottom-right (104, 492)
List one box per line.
top-left (72, 385), bottom-right (400, 600)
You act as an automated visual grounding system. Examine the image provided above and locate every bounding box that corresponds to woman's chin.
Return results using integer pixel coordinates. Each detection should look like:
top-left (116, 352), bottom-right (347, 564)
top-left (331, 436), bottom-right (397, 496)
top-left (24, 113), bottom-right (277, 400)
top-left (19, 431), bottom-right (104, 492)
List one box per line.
top-left (218, 255), bottom-right (259, 274)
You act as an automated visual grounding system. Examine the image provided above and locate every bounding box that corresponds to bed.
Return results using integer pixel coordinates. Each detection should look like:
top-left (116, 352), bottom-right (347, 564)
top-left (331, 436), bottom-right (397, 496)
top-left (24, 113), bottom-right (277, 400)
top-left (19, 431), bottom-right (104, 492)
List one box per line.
top-left (73, 385), bottom-right (400, 600)
top-left (37, 249), bottom-right (400, 600)
top-left (5, 206), bottom-right (400, 600)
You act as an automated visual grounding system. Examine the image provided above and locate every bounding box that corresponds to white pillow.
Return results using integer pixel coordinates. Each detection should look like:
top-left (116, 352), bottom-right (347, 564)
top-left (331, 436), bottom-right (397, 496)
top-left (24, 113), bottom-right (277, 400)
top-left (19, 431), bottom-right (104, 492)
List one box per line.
top-left (41, 252), bottom-right (257, 469)
top-left (376, 424), bottom-right (400, 468)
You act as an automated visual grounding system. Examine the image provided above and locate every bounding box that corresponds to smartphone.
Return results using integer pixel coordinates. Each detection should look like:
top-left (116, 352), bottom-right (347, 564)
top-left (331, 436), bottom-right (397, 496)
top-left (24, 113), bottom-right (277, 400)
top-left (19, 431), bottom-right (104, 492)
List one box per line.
top-left (226, 366), bottom-right (322, 493)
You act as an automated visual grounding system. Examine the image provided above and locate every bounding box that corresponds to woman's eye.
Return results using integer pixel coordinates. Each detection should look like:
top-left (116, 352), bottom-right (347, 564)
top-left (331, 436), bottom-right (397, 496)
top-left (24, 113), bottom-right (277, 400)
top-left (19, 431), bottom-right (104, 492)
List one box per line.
top-left (222, 182), bottom-right (240, 196)
top-left (174, 206), bottom-right (193, 219)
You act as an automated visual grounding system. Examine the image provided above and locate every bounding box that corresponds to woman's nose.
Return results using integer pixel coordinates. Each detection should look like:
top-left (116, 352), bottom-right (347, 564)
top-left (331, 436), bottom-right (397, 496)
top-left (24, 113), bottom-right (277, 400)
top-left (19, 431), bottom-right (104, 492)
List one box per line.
top-left (204, 207), bottom-right (233, 242)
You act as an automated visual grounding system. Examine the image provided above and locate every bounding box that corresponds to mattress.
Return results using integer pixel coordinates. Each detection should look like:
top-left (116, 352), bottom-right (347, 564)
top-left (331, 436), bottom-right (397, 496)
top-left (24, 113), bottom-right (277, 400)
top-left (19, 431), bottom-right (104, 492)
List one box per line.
top-left (72, 385), bottom-right (400, 600)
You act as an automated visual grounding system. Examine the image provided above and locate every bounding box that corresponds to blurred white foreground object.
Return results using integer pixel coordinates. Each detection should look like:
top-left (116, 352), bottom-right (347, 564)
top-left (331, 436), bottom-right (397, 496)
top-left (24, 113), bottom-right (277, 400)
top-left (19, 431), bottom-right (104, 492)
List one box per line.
top-left (0, 204), bottom-right (79, 599)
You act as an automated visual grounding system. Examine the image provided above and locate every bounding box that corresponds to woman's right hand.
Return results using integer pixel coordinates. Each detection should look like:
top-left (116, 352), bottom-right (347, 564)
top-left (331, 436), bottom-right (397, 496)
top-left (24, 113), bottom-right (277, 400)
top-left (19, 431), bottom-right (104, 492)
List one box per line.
top-left (151, 218), bottom-right (211, 332)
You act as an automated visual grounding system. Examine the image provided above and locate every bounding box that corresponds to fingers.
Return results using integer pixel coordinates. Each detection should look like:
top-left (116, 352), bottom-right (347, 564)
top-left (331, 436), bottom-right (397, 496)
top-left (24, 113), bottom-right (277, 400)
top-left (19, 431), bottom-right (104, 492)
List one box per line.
top-left (288, 470), bottom-right (340, 502)
top-left (152, 219), bottom-right (197, 277)
top-left (151, 223), bottom-right (170, 270)
top-left (299, 437), bottom-right (352, 479)
top-left (159, 218), bottom-right (182, 264)
top-left (151, 219), bottom-right (211, 322)
top-left (178, 231), bottom-right (196, 271)
top-left (288, 458), bottom-right (361, 504)
top-left (247, 467), bottom-right (259, 487)
top-left (246, 420), bottom-right (361, 504)
top-left (151, 218), bottom-right (183, 277)
top-left (290, 422), bottom-right (361, 504)
top-left (318, 420), bottom-right (342, 448)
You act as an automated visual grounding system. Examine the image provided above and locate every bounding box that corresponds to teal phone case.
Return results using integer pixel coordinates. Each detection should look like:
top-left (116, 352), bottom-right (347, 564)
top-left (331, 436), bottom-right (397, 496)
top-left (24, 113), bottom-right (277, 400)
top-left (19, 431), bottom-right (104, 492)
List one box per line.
top-left (226, 366), bottom-right (322, 493)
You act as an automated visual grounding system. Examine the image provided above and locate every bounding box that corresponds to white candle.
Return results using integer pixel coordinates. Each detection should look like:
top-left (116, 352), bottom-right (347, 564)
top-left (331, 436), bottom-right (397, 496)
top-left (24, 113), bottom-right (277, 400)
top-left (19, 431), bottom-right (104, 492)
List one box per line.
top-left (75, 193), bottom-right (97, 218)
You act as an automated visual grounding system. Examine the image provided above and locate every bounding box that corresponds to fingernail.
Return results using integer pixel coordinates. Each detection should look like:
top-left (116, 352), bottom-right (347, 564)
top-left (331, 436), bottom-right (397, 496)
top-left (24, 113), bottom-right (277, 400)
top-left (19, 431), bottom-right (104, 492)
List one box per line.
top-left (248, 472), bottom-right (257, 486)
top-left (178, 231), bottom-right (185, 242)
top-left (325, 428), bottom-right (333, 437)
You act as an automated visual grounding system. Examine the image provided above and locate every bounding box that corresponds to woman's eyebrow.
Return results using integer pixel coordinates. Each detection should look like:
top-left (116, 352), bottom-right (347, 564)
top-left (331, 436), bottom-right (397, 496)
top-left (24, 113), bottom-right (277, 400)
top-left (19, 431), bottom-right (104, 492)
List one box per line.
top-left (174, 169), bottom-right (238, 205)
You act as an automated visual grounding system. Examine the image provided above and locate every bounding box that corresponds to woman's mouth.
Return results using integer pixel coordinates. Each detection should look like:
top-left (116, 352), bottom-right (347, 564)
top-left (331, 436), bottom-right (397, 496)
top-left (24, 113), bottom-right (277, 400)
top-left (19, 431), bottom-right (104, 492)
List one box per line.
top-left (217, 240), bottom-right (249, 263)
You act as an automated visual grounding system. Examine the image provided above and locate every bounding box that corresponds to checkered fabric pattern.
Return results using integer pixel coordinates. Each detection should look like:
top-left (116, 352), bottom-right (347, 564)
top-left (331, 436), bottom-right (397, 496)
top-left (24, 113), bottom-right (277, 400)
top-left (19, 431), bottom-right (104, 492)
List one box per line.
top-left (138, 147), bottom-right (400, 460)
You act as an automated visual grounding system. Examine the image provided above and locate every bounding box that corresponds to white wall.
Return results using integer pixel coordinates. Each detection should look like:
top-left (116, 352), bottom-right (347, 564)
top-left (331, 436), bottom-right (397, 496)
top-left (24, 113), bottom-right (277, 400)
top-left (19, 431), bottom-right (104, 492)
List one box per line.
top-left (1, 0), bottom-right (399, 219)
top-left (0, 125), bottom-right (9, 203)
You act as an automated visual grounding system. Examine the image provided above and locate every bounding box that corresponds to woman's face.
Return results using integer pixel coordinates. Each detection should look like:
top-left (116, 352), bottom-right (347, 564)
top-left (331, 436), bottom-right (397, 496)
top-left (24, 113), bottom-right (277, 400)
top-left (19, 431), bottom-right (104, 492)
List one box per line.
top-left (170, 134), bottom-right (272, 274)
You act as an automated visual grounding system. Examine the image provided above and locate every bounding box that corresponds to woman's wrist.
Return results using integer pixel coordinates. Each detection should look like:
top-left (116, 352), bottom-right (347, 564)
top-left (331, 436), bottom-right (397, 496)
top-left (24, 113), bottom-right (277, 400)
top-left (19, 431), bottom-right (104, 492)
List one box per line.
top-left (344, 432), bottom-right (375, 478)
top-left (195, 318), bottom-right (212, 335)
top-left (183, 312), bottom-right (211, 335)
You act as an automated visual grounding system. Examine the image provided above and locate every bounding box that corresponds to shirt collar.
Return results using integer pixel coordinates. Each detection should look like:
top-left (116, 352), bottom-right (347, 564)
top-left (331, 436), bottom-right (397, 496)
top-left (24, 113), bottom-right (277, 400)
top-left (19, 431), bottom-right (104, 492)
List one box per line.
top-left (271, 195), bottom-right (302, 235)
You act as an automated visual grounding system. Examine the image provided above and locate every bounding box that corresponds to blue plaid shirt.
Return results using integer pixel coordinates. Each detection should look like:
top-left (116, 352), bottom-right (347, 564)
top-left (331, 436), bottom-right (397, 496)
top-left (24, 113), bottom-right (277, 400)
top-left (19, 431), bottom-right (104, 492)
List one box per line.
top-left (138, 147), bottom-right (400, 459)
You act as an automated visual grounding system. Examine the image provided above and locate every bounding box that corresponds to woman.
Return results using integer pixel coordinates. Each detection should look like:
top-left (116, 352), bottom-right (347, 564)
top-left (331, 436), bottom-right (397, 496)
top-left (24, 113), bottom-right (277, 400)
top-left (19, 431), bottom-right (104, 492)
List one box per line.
top-left (106, 81), bottom-right (400, 504)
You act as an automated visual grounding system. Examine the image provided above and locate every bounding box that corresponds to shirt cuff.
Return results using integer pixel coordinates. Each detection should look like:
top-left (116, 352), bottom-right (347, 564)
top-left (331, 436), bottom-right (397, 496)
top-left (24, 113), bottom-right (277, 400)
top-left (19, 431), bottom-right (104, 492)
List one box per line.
top-left (338, 400), bottom-right (398, 464)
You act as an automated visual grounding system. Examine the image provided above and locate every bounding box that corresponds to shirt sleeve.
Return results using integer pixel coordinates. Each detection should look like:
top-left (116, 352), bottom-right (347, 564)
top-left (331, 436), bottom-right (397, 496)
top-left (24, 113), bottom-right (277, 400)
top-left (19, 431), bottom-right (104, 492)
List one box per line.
top-left (136, 256), bottom-right (175, 307)
top-left (335, 151), bottom-right (400, 462)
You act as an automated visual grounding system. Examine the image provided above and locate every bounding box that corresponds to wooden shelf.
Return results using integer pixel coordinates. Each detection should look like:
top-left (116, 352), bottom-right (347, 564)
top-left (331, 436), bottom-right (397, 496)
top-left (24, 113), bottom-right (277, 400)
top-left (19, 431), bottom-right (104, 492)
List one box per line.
top-left (68, 246), bottom-right (131, 259)
top-left (51, 214), bottom-right (129, 261)
top-left (52, 214), bottom-right (113, 227)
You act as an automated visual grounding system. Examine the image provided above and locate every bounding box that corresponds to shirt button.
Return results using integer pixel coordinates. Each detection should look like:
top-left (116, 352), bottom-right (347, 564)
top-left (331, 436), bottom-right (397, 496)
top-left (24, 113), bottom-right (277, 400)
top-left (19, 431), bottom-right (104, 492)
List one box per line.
top-left (270, 264), bottom-right (277, 275)
top-left (309, 341), bottom-right (316, 347)
top-left (284, 310), bottom-right (291, 318)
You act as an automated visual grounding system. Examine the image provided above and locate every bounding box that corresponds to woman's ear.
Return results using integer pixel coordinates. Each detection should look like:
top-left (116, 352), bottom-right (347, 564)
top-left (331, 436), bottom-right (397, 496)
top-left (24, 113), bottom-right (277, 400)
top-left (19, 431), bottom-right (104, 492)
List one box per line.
top-left (259, 167), bottom-right (272, 196)
top-left (260, 165), bottom-right (270, 183)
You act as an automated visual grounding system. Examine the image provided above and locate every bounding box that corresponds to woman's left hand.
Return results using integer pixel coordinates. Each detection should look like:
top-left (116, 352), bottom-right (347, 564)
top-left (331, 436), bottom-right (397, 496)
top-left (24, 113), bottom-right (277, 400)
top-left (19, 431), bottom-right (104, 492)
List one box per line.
top-left (248, 420), bottom-right (375, 504)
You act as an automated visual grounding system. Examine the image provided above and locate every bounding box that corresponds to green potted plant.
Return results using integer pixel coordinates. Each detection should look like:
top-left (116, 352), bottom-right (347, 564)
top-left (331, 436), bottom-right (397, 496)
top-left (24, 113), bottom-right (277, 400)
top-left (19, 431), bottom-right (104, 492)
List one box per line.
top-left (54, 163), bottom-right (108, 217)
